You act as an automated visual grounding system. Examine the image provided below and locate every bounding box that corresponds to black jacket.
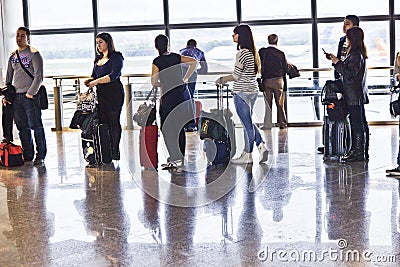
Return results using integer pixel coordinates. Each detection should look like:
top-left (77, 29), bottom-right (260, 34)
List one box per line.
top-left (334, 36), bottom-right (346, 79)
top-left (259, 47), bottom-right (287, 79)
top-left (333, 50), bottom-right (369, 106)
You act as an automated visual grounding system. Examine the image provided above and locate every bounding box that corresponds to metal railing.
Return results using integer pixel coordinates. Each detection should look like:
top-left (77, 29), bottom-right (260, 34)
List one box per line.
top-left (49, 66), bottom-right (395, 131)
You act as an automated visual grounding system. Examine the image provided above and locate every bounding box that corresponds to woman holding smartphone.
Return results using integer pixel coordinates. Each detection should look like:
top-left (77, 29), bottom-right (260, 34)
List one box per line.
top-left (325, 27), bottom-right (369, 162)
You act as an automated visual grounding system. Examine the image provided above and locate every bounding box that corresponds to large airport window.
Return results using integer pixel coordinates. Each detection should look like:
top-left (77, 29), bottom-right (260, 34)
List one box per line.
top-left (168, 0), bottom-right (236, 24)
top-left (317, 1), bottom-right (388, 17)
top-left (252, 24), bottom-right (313, 68)
top-left (97, 0), bottom-right (163, 26)
top-left (318, 21), bottom-right (389, 67)
top-left (169, 27), bottom-right (237, 73)
top-left (318, 22), bottom-right (349, 68)
top-left (110, 30), bottom-right (165, 74)
top-left (28, 0), bottom-right (93, 30)
top-left (32, 33), bottom-right (94, 76)
top-left (241, 0), bottom-right (311, 21)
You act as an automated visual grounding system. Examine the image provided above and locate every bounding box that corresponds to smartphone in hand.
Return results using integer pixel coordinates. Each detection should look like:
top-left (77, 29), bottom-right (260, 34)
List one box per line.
top-left (322, 48), bottom-right (332, 59)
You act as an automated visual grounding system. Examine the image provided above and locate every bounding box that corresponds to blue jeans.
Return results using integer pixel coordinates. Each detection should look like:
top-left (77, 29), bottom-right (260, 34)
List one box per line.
top-left (233, 92), bottom-right (263, 153)
top-left (183, 86), bottom-right (196, 129)
top-left (13, 93), bottom-right (47, 161)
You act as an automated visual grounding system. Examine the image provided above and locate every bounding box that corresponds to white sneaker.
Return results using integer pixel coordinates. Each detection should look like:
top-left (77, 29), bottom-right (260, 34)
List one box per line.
top-left (161, 159), bottom-right (183, 169)
top-left (258, 142), bottom-right (269, 163)
top-left (231, 151), bottom-right (253, 164)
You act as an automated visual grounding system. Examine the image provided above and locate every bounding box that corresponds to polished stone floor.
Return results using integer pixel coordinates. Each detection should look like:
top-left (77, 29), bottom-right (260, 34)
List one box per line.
top-left (0, 125), bottom-right (400, 266)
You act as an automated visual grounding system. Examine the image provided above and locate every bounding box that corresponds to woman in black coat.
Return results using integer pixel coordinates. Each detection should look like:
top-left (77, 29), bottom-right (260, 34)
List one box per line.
top-left (326, 27), bottom-right (369, 162)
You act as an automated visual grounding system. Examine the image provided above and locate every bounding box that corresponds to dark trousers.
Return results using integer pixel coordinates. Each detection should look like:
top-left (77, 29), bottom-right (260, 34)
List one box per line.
top-left (98, 107), bottom-right (122, 153)
top-left (347, 105), bottom-right (368, 136)
top-left (13, 94), bottom-right (47, 161)
top-left (2, 102), bottom-right (14, 141)
top-left (97, 80), bottom-right (124, 154)
top-left (159, 88), bottom-right (194, 162)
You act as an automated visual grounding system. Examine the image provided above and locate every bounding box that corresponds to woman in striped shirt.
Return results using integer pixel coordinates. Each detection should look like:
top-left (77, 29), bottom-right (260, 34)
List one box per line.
top-left (216, 24), bottom-right (269, 164)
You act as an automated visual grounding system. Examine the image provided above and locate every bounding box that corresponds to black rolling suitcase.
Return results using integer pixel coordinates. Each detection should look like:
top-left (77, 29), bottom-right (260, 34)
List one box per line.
top-left (321, 81), bottom-right (351, 161)
top-left (323, 115), bottom-right (351, 161)
top-left (94, 123), bottom-right (112, 164)
top-left (199, 84), bottom-right (236, 165)
top-left (81, 123), bottom-right (112, 165)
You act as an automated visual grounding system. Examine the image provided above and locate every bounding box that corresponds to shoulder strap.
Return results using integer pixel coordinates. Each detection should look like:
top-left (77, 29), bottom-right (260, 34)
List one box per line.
top-left (145, 87), bottom-right (157, 102)
top-left (15, 50), bottom-right (34, 80)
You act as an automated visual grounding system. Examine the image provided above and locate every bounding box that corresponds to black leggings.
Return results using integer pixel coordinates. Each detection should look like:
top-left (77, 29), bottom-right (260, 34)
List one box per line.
top-left (98, 108), bottom-right (122, 152)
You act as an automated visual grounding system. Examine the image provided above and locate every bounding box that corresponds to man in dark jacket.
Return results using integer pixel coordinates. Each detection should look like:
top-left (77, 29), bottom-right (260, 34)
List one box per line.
top-left (259, 34), bottom-right (288, 130)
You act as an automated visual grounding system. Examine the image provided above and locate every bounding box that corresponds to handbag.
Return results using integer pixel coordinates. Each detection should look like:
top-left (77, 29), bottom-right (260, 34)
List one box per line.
top-left (321, 79), bottom-right (344, 104)
top-left (322, 79), bottom-right (347, 121)
top-left (77, 88), bottom-right (96, 113)
top-left (287, 63), bottom-right (300, 79)
top-left (15, 50), bottom-right (48, 110)
top-left (390, 83), bottom-right (400, 117)
top-left (257, 77), bottom-right (265, 92)
top-left (133, 87), bottom-right (157, 127)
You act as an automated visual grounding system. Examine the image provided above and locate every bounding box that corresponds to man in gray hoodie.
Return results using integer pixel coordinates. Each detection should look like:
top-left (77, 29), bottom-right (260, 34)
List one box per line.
top-left (5, 27), bottom-right (46, 165)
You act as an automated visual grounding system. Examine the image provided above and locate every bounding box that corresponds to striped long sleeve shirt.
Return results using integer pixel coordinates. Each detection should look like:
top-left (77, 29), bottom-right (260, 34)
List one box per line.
top-left (232, 49), bottom-right (258, 94)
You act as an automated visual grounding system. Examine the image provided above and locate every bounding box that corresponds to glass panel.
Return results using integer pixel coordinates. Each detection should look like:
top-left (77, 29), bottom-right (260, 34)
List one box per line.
top-left (396, 21), bottom-right (400, 57)
top-left (170, 27), bottom-right (236, 73)
top-left (169, 0), bottom-right (236, 24)
top-left (317, 0), bottom-right (388, 17)
top-left (252, 24), bottom-right (313, 68)
top-left (28, 0), bottom-right (92, 29)
top-left (110, 30), bottom-right (165, 74)
top-left (32, 33), bottom-right (94, 76)
top-left (396, 1), bottom-right (400, 14)
top-left (242, 0), bottom-right (311, 20)
top-left (97, 0), bottom-right (163, 26)
top-left (318, 21), bottom-right (389, 68)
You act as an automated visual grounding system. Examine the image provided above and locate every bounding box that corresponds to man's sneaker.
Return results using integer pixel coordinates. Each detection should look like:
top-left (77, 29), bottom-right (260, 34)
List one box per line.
top-left (258, 142), bottom-right (269, 163)
top-left (231, 151), bottom-right (253, 164)
top-left (161, 159), bottom-right (183, 169)
top-left (386, 166), bottom-right (400, 175)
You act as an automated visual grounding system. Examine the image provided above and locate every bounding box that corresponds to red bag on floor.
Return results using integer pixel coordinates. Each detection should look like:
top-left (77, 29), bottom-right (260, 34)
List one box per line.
top-left (0, 142), bottom-right (24, 167)
top-left (139, 125), bottom-right (158, 168)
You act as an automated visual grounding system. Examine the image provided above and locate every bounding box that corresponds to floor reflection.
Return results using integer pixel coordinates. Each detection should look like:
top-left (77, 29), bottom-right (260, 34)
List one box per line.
top-left (0, 126), bottom-right (399, 266)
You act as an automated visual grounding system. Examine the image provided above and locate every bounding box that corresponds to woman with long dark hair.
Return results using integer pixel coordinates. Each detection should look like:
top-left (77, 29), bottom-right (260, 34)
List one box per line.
top-left (84, 32), bottom-right (125, 161)
top-left (151, 34), bottom-right (197, 168)
top-left (216, 24), bottom-right (269, 164)
top-left (326, 27), bottom-right (369, 162)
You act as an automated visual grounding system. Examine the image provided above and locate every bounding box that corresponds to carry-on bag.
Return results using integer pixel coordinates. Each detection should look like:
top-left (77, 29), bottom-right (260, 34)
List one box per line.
top-left (200, 84), bottom-right (236, 165)
top-left (81, 133), bottom-right (97, 165)
top-left (139, 125), bottom-right (158, 168)
top-left (94, 123), bottom-right (112, 164)
top-left (321, 80), bottom-right (351, 161)
top-left (0, 141), bottom-right (24, 167)
top-left (323, 115), bottom-right (351, 161)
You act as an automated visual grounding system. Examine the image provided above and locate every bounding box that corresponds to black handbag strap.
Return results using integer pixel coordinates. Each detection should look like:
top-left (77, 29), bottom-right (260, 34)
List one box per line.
top-left (145, 87), bottom-right (157, 102)
top-left (15, 50), bottom-right (34, 80)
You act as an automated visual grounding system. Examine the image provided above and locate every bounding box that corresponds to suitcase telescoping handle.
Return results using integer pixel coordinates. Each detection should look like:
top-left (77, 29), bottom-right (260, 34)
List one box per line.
top-left (216, 83), bottom-right (230, 111)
